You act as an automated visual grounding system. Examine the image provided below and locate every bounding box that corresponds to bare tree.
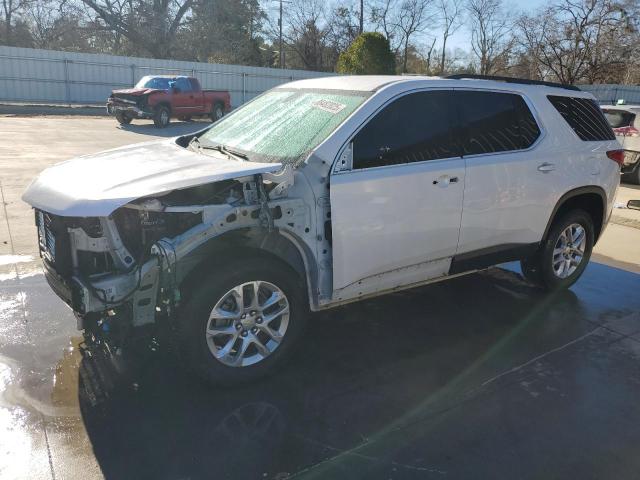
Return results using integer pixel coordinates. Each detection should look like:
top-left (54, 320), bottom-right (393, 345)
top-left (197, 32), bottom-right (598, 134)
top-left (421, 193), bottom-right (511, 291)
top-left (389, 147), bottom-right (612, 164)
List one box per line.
top-left (466, 0), bottom-right (512, 75)
top-left (396, 0), bottom-right (435, 72)
top-left (437, 0), bottom-right (462, 73)
top-left (2, 0), bottom-right (31, 45)
top-left (516, 0), bottom-right (637, 84)
top-left (78, 0), bottom-right (194, 58)
top-left (371, 0), bottom-right (434, 72)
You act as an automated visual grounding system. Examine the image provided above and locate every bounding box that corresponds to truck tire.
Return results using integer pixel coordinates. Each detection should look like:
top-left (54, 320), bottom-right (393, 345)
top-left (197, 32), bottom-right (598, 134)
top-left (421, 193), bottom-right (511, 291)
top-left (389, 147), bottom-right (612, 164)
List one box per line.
top-left (176, 257), bottom-right (308, 386)
top-left (211, 102), bottom-right (224, 122)
top-left (520, 209), bottom-right (594, 291)
top-left (153, 105), bottom-right (171, 128)
top-left (115, 111), bottom-right (132, 125)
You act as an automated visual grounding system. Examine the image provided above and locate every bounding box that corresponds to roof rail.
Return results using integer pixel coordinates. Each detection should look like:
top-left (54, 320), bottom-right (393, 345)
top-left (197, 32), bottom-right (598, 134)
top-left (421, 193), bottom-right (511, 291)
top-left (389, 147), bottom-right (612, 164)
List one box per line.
top-left (446, 74), bottom-right (581, 92)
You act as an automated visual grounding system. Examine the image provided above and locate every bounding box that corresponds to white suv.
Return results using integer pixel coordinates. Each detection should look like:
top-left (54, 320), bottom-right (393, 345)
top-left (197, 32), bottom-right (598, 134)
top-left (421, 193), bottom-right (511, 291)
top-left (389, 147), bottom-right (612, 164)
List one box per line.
top-left (23, 75), bottom-right (621, 384)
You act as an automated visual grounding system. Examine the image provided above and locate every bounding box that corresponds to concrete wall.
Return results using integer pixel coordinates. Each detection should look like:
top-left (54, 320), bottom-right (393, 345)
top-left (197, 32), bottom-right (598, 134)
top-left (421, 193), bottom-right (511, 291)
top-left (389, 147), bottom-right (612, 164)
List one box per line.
top-left (0, 46), bottom-right (334, 107)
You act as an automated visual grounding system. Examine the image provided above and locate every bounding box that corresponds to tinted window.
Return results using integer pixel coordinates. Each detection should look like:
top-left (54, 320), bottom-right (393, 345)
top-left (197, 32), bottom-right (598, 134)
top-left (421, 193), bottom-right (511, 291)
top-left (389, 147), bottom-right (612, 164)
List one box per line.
top-left (457, 91), bottom-right (540, 155)
top-left (174, 77), bottom-right (192, 92)
top-left (189, 78), bottom-right (201, 91)
top-left (602, 109), bottom-right (635, 129)
top-left (547, 95), bottom-right (615, 141)
top-left (353, 91), bottom-right (458, 169)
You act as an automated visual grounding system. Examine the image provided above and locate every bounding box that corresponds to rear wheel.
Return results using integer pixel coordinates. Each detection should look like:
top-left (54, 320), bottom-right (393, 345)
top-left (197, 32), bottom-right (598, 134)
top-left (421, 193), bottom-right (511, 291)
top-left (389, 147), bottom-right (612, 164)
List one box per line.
top-left (153, 105), bottom-right (170, 128)
top-left (115, 111), bottom-right (132, 125)
top-left (177, 257), bottom-right (307, 386)
top-left (520, 210), bottom-right (594, 290)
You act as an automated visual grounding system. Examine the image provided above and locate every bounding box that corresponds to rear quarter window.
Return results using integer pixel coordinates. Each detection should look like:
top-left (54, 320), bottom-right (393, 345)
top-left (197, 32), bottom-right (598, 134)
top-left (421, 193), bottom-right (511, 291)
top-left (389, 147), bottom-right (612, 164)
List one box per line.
top-left (547, 95), bottom-right (615, 141)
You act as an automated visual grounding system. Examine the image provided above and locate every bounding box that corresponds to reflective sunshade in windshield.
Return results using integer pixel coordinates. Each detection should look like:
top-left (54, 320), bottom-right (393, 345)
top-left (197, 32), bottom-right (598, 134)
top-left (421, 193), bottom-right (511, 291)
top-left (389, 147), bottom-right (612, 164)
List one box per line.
top-left (200, 89), bottom-right (369, 164)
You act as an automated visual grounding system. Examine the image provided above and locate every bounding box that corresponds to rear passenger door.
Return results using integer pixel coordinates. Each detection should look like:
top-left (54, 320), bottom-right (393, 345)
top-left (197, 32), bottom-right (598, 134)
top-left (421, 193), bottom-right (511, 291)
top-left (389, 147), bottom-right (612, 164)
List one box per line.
top-left (453, 89), bottom-right (555, 264)
top-left (330, 90), bottom-right (465, 292)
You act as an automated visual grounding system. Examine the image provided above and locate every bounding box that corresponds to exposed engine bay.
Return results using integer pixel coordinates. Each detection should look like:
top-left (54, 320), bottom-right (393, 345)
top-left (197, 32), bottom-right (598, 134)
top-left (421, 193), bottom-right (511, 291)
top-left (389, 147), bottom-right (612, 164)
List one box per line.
top-left (34, 165), bottom-right (313, 335)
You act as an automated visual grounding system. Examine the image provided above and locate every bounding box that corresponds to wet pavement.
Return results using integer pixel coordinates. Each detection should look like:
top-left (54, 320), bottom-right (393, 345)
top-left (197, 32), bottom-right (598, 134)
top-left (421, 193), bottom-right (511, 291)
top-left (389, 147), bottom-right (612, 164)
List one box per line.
top-left (1, 116), bottom-right (640, 479)
top-left (1, 258), bottom-right (640, 480)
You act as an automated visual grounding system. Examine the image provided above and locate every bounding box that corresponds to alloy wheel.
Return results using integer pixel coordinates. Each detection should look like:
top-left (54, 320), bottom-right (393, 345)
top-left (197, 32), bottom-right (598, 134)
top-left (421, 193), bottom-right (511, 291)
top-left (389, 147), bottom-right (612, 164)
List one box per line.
top-left (552, 223), bottom-right (586, 279)
top-left (205, 281), bottom-right (290, 367)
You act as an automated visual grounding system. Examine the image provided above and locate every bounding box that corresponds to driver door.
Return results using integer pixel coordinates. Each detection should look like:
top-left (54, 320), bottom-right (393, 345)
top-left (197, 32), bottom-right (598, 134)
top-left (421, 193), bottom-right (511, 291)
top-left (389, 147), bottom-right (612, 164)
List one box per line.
top-left (329, 90), bottom-right (465, 293)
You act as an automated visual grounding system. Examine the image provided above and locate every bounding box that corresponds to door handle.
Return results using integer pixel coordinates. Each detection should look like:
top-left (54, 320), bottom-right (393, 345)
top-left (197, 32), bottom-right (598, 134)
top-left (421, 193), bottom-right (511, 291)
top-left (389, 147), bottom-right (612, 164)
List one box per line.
top-left (537, 162), bottom-right (555, 173)
top-left (432, 175), bottom-right (459, 186)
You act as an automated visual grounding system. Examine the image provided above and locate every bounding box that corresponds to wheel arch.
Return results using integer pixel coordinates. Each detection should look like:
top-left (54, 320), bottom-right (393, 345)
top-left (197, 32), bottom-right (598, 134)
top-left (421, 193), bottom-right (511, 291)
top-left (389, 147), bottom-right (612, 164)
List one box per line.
top-left (177, 228), bottom-right (319, 310)
top-left (543, 186), bottom-right (607, 244)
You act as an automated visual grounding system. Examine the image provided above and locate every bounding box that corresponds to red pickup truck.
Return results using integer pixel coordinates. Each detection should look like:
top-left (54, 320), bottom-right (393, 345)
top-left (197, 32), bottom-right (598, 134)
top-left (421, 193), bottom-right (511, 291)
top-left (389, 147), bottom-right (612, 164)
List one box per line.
top-left (106, 75), bottom-right (231, 128)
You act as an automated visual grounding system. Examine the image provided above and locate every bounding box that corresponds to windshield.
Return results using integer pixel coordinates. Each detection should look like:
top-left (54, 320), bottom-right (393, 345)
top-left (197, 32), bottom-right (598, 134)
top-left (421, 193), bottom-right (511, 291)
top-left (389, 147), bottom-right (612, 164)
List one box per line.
top-left (199, 89), bottom-right (369, 165)
top-left (135, 76), bottom-right (172, 89)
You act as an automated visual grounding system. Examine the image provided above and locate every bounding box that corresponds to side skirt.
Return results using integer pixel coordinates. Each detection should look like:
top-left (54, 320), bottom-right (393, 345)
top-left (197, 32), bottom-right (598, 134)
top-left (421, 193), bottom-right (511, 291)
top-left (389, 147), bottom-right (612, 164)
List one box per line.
top-left (449, 243), bottom-right (540, 275)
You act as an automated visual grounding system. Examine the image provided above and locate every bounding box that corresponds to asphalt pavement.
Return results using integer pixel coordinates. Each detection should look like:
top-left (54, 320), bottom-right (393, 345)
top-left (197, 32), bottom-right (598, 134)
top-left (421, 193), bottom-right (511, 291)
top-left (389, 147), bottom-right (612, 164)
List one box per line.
top-left (1, 116), bottom-right (640, 480)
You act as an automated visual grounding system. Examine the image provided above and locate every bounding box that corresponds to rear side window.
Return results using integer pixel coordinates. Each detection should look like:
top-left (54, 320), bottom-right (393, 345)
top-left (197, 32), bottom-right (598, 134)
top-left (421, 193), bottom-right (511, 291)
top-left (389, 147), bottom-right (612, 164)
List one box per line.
top-left (456, 91), bottom-right (541, 155)
top-left (602, 109), bottom-right (635, 129)
top-left (189, 78), bottom-right (201, 91)
top-left (353, 91), bottom-right (459, 169)
top-left (547, 95), bottom-right (615, 141)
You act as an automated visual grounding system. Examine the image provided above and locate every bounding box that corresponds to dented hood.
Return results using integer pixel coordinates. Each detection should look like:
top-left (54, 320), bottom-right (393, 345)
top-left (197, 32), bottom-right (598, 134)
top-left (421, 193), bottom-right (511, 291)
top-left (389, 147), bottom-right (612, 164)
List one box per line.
top-left (112, 87), bottom-right (162, 96)
top-left (22, 139), bottom-right (282, 217)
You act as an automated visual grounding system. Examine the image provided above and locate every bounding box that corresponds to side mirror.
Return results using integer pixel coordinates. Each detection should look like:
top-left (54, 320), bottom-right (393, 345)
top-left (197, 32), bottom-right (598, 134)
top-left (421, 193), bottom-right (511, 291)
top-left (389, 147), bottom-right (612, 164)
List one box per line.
top-left (627, 200), bottom-right (640, 211)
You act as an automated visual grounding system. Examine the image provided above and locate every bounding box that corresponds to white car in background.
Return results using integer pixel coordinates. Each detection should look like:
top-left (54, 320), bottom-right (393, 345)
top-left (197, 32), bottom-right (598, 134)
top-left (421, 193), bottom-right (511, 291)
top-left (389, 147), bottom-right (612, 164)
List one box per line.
top-left (602, 105), bottom-right (640, 184)
top-left (23, 75), bottom-right (621, 385)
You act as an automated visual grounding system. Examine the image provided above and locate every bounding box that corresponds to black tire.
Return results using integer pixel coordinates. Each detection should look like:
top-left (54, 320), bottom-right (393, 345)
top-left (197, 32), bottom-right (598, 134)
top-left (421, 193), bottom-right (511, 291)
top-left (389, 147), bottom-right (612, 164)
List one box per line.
top-left (153, 105), bottom-right (171, 128)
top-left (211, 102), bottom-right (224, 122)
top-left (115, 111), bottom-right (132, 125)
top-left (176, 256), bottom-right (308, 386)
top-left (520, 209), bottom-right (594, 291)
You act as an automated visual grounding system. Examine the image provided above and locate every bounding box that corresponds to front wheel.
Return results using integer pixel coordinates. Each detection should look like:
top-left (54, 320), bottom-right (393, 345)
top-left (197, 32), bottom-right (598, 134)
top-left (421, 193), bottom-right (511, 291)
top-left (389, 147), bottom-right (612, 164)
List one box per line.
top-left (153, 105), bottom-right (170, 128)
top-left (177, 257), bottom-right (308, 386)
top-left (520, 209), bottom-right (594, 290)
top-left (115, 111), bottom-right (132, 125)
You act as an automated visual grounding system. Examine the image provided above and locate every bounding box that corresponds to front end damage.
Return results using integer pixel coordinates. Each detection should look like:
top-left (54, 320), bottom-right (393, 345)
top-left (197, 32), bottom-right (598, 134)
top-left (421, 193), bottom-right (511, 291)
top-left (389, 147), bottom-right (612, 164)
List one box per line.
top-left (32, 165), bottom-right (309, 346)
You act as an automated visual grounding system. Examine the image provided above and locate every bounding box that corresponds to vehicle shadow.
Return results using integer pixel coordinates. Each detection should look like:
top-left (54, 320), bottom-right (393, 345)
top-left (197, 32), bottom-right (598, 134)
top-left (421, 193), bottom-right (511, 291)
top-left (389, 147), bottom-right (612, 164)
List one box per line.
top-left (76, 266), bottom-right (594, 480)
top-left (117, 120), bottom-right (211, 138)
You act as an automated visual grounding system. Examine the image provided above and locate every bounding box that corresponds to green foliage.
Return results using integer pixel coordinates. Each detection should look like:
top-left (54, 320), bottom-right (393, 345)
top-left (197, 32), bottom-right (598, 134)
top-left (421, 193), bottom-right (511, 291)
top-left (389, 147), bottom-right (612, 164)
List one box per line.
top-left (336, 32), bottom-right (396, 75)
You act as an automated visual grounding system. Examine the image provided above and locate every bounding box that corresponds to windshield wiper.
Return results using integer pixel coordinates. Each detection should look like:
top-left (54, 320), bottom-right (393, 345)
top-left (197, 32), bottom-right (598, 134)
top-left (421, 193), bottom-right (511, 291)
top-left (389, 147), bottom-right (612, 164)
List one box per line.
top-left (189, 137), bottom-right (249, 162)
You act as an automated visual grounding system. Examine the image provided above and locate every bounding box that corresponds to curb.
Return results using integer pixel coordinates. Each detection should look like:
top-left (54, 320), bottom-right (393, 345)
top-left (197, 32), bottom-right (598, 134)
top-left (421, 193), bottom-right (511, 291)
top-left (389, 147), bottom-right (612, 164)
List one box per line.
top-left (0, 102), bottom-right (106, 117)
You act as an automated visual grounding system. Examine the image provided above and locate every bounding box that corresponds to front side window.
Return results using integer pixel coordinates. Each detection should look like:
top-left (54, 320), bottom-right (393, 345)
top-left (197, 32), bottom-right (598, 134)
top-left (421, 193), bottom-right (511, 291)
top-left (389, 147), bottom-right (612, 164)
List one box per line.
top-left (199, 89), bottom-right (368, 165)
top-left (352, 91), bottom-right (458, 170)
top-left (457, 91), bottom-right (540, 155)
top-left (174, 77), bottom-right (192, 93)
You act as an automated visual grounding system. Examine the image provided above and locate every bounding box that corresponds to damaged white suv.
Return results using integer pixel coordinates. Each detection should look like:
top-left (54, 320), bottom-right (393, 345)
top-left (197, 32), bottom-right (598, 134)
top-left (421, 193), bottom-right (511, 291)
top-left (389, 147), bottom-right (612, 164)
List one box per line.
top-left (23, 75), bottom-right (621, 385)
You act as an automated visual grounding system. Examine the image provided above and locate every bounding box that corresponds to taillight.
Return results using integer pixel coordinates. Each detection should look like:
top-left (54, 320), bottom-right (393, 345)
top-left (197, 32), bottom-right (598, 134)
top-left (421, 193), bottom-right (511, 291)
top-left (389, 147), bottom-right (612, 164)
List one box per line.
top-left (613, 126), bottom-right (640, 137)
top-left (606, 149), bottom-right (625, 167)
